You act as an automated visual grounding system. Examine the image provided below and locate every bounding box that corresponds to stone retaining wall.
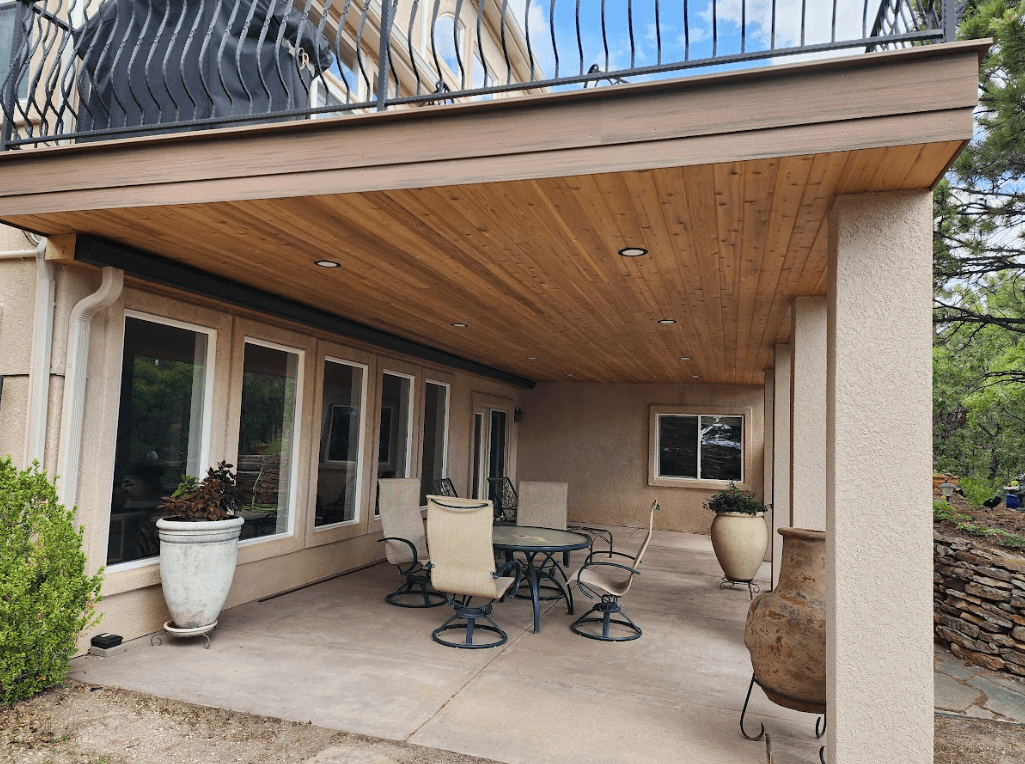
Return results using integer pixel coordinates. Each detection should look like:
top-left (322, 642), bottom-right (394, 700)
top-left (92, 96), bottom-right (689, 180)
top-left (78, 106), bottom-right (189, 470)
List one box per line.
top-left (934, 529), bottom-right (1025, 676)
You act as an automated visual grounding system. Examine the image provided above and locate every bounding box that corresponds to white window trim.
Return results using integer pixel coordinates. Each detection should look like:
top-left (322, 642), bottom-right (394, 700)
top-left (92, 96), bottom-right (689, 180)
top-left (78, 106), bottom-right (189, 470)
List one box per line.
top-left (421, 379), bottom-right (451, 507)
top-left (313, 354), bottom-right (369, 531)
top-left (107, 310), bottom-right (217, 573)
top-left (376, 369), bottom-right (416, 515)
top-left (238, 336), bottom-right (305, 544)
top-left (648, 404), bottom-right (752, 491)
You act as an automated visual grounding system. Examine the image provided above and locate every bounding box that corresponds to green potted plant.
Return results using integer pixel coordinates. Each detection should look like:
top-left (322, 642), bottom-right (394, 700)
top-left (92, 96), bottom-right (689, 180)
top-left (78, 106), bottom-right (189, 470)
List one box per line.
top-left (705, 482), bottom-right (768, 583)
top-left (156, 462), bottom-right (245, 637)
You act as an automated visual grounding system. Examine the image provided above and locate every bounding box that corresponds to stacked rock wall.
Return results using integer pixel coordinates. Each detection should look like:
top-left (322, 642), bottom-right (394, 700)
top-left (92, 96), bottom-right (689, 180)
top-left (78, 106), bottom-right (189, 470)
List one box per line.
top-left (934, 530), bottom-right (1025, 676)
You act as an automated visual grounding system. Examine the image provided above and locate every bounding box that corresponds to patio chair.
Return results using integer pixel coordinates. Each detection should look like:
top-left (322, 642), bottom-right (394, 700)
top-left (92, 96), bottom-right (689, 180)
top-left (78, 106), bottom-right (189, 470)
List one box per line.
top-left (377, 478), bottom-right (446, 608)
top-left (570, 499), bottom-right (661, 642)
top-left (431, 478), bottom-right (458, 497)
top-left (517, 480), bottom-right (613, 565)
top-left (487, 476), bottom-right (517, 522)
top-left (426, 496), bottom-right (522, 648)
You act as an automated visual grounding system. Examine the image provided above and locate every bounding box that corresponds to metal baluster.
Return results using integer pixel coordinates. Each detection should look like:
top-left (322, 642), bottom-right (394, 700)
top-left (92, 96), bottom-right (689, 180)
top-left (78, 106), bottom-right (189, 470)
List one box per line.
top-left (601, 0), bottom-right (609, 73)
top-left (376, 0), bottom-right (395, 111)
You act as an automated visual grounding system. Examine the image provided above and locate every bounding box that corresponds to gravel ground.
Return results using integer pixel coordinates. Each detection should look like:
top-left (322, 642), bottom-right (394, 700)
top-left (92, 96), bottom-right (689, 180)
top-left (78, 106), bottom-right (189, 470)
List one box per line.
top-left (0, 682), bottom-right (502, 764)
top-left (3, 680), bottom-right (1025, 763)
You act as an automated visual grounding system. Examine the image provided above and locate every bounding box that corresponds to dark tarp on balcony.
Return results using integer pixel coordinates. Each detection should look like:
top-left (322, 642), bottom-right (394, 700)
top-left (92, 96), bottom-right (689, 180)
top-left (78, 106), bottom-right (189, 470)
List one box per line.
top-left (74, 0), bottom-right (334, 139)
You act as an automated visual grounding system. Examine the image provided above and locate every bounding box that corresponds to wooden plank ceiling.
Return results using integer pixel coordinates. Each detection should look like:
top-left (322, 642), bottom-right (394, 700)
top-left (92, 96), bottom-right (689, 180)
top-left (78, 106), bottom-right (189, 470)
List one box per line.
top-left (7, 140), bottom-right (957, 385)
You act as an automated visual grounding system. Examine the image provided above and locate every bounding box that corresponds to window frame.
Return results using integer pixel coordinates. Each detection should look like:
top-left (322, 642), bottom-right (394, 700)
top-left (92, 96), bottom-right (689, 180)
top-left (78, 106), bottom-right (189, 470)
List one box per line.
top-left (0, 0), bottom-right (29, 103)
top-left (419, 378), bottom-right (451, 508)
top-left (372, 364), bottom-right (418, 519)
top-left (312, 354), bottom-right (369, 531)
top-left (648, 404), bottom-right (753, 491)
top-left (105, 309), bottom-right (218, 573)
top-left (234, 334), bottom-right (306, 547)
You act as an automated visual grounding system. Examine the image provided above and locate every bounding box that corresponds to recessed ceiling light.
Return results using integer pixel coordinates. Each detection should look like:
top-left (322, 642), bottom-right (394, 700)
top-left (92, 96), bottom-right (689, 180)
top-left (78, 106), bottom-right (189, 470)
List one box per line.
top-left (526, 356), bottom-right (539, 360)
top-left (658, 319), bottom-right (677, 325)
top-left (691, 374), bottom-right (701, 378)
top-left (678, 356), bottom-right (692, 361)
top-left (314, 259), bottom-right (340, 268)
top-left (618, 247), bottom-right (648, 257)
top-left (566, 374), bottom-right (575, 378)
top-left (451, 322), bottom-right (468, 328)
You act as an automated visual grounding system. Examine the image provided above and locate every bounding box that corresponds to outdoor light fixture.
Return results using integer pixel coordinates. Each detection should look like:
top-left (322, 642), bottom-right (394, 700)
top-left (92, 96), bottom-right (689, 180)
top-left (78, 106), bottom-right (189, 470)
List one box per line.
top-left (314, 260), bottom-right (340, 268)
top-left (678, 356), bottom-right (691, 361)
top-left (939, 481), bottom-right (956, 503)
top-left (618, 247), bottom-right (648, 257)
top-left (451, 322), bottom-right (468, 328)
top-left (658, 319), bottom-right (677, 325)
top-left (514, 408), bottom-right (524, 422)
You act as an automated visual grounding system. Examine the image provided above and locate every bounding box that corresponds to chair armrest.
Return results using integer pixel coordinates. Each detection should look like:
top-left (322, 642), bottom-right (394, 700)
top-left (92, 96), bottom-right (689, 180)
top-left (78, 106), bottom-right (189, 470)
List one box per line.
top-left (580, 548), bottom-right (636, 567)
top-left (579, 559), bottom-right (642, 577)
top-left (494, 559), bottom-right (523, 601)
top-left (378, 536), bottom-right (420, 573)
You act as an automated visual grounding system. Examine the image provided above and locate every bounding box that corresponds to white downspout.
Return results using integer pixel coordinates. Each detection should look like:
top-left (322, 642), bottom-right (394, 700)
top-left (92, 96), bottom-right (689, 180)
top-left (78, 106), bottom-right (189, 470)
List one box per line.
top-left (56, 266), bottom-right (124, 511)
top-left (23, 234), bottom-right (54, 467)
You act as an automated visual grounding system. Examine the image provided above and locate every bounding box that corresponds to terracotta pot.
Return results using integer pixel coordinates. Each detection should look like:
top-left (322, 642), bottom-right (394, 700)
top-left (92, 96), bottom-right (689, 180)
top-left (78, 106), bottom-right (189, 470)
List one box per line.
top-left (710, 511), bottom-right (768, 582)
top-left (157, 516), bottom-right (244, 630)
top-left (744, 527), bottom-right (826, 714)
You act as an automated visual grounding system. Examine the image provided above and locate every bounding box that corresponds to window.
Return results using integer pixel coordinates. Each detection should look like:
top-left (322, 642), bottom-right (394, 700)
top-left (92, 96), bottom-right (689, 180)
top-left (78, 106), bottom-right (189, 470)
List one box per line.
top-left (431, 15), bottom-right (464, 83)
top-left (471, 55), bottom-right (493, 101)
top-left (107, 314), bottom-right (214, 566)
top-left (376, 371), bottom-right (413, 515)
top-left (315, 358), bottom-right (366, 527)
top-left (419, 381), bottom-right (449, 505)
top-left (0, 2), bottom-right (29, 100)
top-left (236, 340), bottom-right (302, 540)
top-left (471, 402), bottom-right (511, 500)
top-left (656, 414), bottom-right (743, 482)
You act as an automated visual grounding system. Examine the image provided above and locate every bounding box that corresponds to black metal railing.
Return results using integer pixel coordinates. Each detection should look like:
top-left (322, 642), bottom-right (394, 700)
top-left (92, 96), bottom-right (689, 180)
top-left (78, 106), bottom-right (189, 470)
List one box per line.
top-left (0, 0), bottom-right (961, 150)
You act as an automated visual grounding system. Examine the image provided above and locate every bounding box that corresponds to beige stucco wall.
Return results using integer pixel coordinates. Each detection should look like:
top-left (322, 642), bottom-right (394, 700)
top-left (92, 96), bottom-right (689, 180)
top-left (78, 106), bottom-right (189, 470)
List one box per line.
top-left (516, 382), bottom-right (765, 534)
top-left (771, 343), bottom-right (792, 585)
top-left (790, 296), bottom-right (827, 531)
top-left (827, 191), bottom-right (934, 762)
top-left (2, 256), bottom-right (525, 645)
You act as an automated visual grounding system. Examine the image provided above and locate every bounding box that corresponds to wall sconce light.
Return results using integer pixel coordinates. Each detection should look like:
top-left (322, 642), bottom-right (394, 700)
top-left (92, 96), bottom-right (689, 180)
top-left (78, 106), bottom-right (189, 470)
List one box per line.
top-left (514, 408), bottom-right (524, 422)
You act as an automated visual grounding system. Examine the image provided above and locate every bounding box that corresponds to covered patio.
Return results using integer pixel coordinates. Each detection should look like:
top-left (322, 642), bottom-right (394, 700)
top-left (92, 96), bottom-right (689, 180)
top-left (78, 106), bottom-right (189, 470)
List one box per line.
top-left (70, 526), bottom-right (826, 763)
top-left (0, 13), bottom-right (986, 758)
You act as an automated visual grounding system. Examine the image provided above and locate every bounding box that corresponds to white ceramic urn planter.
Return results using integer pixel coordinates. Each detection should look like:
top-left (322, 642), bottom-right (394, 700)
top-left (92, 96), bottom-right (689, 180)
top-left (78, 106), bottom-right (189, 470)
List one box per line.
top-left (710, 511), bottom-right (768, 582)
top-left (157, 516), bottom-right (244, 633)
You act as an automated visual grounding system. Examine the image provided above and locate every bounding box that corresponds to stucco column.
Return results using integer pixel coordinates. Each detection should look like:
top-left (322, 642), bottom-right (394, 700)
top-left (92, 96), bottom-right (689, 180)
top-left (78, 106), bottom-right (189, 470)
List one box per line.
top-left (790, 296), bottom-right (827, 531)
top-left (771, 343), bottom-right (791, 586)
top-left (827, 191), bottom-right (933, 762)
top-left (762, 369), bottom-right (774, 563)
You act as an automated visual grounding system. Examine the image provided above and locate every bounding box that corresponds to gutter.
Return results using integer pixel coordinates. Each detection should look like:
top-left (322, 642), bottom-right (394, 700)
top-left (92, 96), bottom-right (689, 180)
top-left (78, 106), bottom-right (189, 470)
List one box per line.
top-left (56, 266), bottom-right (123, 511)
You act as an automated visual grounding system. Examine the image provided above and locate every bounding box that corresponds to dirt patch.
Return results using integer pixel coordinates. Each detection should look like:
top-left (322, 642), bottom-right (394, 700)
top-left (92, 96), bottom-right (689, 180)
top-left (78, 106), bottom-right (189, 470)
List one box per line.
top-left (2, 680), bottom-right (1023, 763)
top-left (935, 716), bottom-right (1025, 763)
top-left (934, 492), bottom-right (1025, 552)
top-left (0, 682), bottom-right (502, 764)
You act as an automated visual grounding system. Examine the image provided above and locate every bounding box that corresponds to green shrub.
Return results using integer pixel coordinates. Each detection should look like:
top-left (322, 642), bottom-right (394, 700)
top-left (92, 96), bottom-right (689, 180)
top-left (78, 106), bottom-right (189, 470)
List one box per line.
top-left (0, 457), bottom-right (103, 705)
top-left (958, 476), bottom-right (1003, 509)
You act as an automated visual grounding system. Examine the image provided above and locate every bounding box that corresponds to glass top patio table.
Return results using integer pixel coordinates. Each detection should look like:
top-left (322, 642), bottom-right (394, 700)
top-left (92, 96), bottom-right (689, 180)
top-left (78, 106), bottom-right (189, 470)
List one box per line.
top-left (491, 525), bottom-right (590, 552)
top-left (492, 525), bottom-right (590, 633)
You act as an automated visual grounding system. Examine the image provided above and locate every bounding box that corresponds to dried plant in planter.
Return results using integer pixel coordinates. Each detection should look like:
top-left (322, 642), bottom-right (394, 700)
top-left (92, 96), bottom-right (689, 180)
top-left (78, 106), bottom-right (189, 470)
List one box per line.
top-left (159, 461), bottom-right (248, 521)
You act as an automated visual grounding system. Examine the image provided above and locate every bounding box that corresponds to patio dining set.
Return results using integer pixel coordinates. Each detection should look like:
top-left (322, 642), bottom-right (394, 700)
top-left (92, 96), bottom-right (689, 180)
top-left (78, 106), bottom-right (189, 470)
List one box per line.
top-left (376, 477), bottom-right (661, 649)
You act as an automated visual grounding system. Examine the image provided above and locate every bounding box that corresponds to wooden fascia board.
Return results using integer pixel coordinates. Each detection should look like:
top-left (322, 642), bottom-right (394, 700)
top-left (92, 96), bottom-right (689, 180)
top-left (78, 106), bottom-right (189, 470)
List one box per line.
top-left (0, 42), bottom-right (982, 218)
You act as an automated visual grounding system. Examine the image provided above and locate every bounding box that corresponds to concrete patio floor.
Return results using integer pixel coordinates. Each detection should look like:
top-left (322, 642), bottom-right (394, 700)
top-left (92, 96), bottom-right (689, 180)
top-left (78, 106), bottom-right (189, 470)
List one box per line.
top-left (70, 527), bottom-right (828, 763)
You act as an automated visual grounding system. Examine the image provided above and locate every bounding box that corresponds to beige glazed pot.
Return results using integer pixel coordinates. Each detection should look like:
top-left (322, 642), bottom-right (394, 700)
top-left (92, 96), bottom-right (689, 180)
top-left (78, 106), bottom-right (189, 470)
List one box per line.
top-left (710, 511), bottom-right (768, 582)
top-left (744, 527), bottom-right (826, 714)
